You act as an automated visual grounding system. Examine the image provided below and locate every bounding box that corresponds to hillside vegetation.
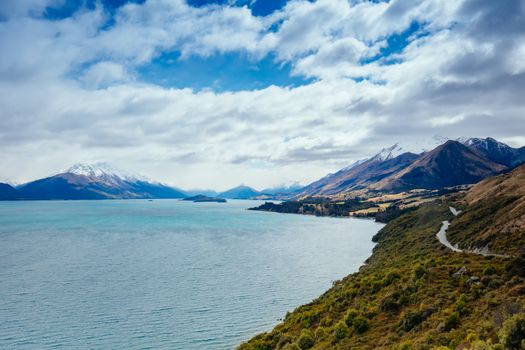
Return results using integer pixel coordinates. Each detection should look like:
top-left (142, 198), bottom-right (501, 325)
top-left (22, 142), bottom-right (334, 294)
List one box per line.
top-left (248, 197), bottom-right (378, 217)
top-left (447, 164), bottom-right (525, 256)
top-left (239, 167), bottom-right (525, 350)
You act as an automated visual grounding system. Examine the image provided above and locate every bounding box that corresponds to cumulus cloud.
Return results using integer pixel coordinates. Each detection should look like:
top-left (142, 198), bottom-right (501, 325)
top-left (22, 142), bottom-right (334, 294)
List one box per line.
top-left (0, 0), bottom-right (524, 189)
top-left (81, 61), bottom-right (131, 87)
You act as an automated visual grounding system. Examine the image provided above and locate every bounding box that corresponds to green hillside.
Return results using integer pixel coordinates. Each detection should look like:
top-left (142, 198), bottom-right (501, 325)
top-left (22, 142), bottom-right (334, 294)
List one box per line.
top-left (239, 178), bottom-right (525, 350)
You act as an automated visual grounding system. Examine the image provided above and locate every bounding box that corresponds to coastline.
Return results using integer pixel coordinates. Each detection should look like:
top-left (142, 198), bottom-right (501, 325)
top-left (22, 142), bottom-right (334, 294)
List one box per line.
top-left (238, 201), bottom-right (524, 349)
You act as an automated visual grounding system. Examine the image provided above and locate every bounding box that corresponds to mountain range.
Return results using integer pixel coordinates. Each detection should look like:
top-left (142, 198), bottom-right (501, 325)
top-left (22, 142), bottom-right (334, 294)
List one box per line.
top-left (297, 137), bottom-right (525, 197)
top-left (3, 163), bottom-right (187, 200)
top-left (1, 138), bottom-right (524, 201)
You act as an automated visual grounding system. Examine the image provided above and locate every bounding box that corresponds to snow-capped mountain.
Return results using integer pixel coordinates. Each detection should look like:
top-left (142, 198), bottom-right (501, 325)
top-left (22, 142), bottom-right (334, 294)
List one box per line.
top-left (296, 144), bottom-right (419, 196)
top-left (66, 163), bottom-right (149, 182)
top-left (369, 144), bottom-right (404, 162)
top-left (340, 158), bottom-right (369, 172)
top-left (461, 137), bottom-right (525, 167)
top-left (14, 163), bottom-right (186, 200)
top-left (296, 137), bottom-right (525, 197)
top-left (261, 182), bottom-right (303, 195)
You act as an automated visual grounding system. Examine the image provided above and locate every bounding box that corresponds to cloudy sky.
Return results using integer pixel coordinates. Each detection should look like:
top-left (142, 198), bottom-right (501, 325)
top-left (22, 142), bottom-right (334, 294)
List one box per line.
top-left (0, 0), bottom-right (524, 190)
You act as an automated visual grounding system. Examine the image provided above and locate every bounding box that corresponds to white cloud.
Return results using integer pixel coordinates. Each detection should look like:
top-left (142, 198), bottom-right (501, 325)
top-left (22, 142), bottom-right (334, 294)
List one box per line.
top-left (81, 61), bottom-right (131, 88)
top-left (0, 0), bottom-right (524, 189)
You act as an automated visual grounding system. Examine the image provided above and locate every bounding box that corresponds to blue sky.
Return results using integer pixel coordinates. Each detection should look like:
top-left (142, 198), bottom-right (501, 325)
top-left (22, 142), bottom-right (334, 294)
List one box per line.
top-left (0, 0), bottom-right (524, 189)
top-left (137, 52), bottom-right (312, 91)
top-left (45, 0), bottom-right (305, 91)
top-left (43, 0), bottom-right (424, 91)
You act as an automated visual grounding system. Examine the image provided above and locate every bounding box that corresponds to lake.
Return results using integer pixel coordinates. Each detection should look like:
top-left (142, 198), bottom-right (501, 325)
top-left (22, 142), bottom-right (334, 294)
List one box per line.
top-left (0, 200), bottom-right (382, 349)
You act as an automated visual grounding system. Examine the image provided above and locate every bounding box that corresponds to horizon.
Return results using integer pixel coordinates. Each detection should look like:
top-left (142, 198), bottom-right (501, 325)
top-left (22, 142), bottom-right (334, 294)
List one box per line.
top-left (3, 136), bottom-right (524, 192)
top-left (1, 0), bottom-right (525, 189)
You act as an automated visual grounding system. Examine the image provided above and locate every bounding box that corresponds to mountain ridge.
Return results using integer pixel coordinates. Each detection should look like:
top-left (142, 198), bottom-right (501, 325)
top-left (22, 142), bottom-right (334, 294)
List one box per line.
top-left (0, 183), bottom-right (18, 200)
top-left (217, 185), bottom-right (261, 199)
top-left (12, 163), bottom-right (187, 200)
top-left (369, 140), bottom-right (508, 192)
top-left (298, 138), bottom-right (524, 197)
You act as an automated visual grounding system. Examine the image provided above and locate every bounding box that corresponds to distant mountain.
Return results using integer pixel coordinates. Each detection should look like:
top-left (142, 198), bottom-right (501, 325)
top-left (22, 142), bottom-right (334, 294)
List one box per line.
top-left (298, 138), bottom-right (524, 197)
top-left (183, 189), bottom-right (219, 197)
top-left (183, 194), bottom-right (226, 203)
top-left (0, 183), bottom-right (18, 200)
top-left (462, 137), bottom-right (525, 167)
top-left (261, 183), bottom-right (303, 196)
top-left (217, 185), bottom-right (260, 199)
top-left (370, 140), bottom-right (507, 191)
top-left (368, 143), bottom-right (405, 162)
top-left (259, 183), bottom-right (304, 199)
top-left (297, 144), bottom-right (419, 196)
top-left (15, 163), bottom-right (186, 200)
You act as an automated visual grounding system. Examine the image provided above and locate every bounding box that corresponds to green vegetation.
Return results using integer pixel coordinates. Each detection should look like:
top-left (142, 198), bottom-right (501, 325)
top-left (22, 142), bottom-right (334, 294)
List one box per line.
top-left (446, 196), bottom-right (524, 255)
top-left (248, 197), bottom-right (377, 217)
top-left (355, 204), bottom-right (418, 223)
top-left (446, 164), bottom-right (525, 257)
top-left (239, 201), bottom-right (525, 350)
top-left (499, 314), bottom-right (525, 349)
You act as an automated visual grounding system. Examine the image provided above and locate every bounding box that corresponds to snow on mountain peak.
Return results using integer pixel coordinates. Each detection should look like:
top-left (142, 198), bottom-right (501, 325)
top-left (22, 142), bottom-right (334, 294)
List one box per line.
top-left (66, 163), bottom-right (145, 181)
top-left (341, 158), bottom-right (368, 171)
top-left (372, 143), bottom-right (404, 162)
top-left (461, 137), bottom-right (508, 151)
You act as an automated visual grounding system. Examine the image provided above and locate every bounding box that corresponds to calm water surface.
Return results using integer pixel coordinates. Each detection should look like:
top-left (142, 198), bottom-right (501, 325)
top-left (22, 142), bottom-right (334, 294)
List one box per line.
top-left (0, 200), bottom-right (383, 349)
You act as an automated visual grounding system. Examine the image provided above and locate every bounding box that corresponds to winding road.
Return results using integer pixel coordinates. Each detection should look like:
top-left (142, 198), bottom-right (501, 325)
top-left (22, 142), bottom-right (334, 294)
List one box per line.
top-left (435, 207), bottom-right (509, 257)
top-left (435, 207), bottom-right (463, 252)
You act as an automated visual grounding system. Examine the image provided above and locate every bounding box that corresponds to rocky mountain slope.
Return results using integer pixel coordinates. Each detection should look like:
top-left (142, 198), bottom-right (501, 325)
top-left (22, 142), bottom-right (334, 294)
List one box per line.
top-left (297, 145), bottom-right (419, 196)
top-left (299, 138), bottom-right (523, 197)
top-left (370, 140), bottom-right (508, 192)
top-left (464, 137), bottom-right (525, 167)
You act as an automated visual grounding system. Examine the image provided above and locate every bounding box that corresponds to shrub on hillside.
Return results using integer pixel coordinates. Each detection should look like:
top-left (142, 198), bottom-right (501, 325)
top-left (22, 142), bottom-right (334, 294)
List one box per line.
top-left (470, 340), bottom-right (504, 350)
top-left (384, 270), bottom-right (402, 286)
top-left (344, 309), bottom-right (360, 327)
top-left (276, 334), bottom-right (293, 349)
top-left (498, 314), bottom-right (525, 349)
top-left (399, 311), bottom-right (424, 332)
top-left (314, 327), bottom-right (326, 341)
top-left (483, 265), bottom-right (497, 276)
top-left (444, 312), bottom-right (460, 331)
top-left (380, 292), bottom-right (402, 312)
top-left (399, 341), bottom-right (413, 350)
top-left (505, 257), bottom-right (525, 278)
top-left (281, 343), bottom-right (301, 350)
top-left (352, 315), bottom-right (370, 334)
top-left (333, 321), bottom-right (349, 342)
top-left (297, 329), bottom-right (314, 350)
top-left (455, 294), bottom-right (469, 316)
top-left (414, 264), bottom-right (428, 279)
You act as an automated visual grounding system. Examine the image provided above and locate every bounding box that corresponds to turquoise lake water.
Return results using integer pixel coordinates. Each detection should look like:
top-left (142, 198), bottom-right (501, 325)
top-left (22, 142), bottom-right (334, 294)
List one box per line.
top-left (0, 200), bottom-right (383, 349)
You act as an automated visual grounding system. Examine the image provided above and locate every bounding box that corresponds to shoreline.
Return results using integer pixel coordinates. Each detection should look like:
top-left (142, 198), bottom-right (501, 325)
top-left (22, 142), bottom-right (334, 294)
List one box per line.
top-left (248, 207), bottom-right (381, 222)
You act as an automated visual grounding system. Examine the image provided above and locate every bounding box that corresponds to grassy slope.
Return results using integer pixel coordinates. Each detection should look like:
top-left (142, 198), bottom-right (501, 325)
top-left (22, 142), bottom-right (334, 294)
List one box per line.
top-left (446, 164), bottom-right (525, 256)
top-left (239, 200), bottom-right (525, 350)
